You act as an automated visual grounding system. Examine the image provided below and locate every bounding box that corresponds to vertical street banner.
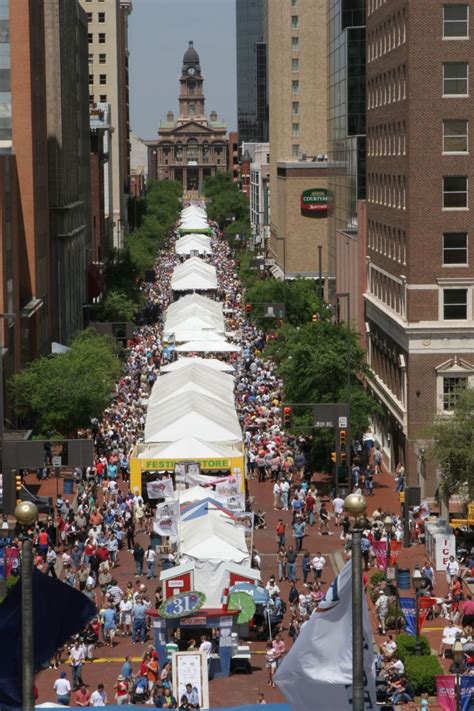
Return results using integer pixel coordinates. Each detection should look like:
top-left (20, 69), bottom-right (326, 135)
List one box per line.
top-left (436, 675), bottom-right (474, 711)
top-left (275, 560), bottom-right (377, 710)
top-left (372, 540), bottom-right (403, 568)
top-left (399, 596), bottom-right (436, 635)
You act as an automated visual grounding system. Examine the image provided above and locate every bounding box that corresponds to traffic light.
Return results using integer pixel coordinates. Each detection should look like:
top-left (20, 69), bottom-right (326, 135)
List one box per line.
top-left (339, 430), bottom-right (346, 449)
top-left (331, 452), bottom-right (346, 463)
top-left (245, 303), bottom-right (252, 314)
top-left (312, 313), bottom-right (319, 322)
top-left (15, 472), bottom-right (22, 493)
top-left (283, 406), bottom-right (292, 428)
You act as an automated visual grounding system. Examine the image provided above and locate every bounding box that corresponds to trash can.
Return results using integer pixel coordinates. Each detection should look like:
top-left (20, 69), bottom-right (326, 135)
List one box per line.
top-left (397, 568), bottom-right (410, 589)
top-left (63, 478), bottom-right (74, 495)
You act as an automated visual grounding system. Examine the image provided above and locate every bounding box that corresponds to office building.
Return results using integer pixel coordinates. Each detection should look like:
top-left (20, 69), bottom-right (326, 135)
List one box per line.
top-left (236, 0), bottom-right (267, 142)
top-left (249, 143), bottom-right (270, 246)
top-left (80, 0), bottom-right (132, 249)
top-left (267, 0), bottom-right (329, 282)
top-left (44, 0), bottom-right (92, 346)
top-left (365, 0), bottom-right (474, 495)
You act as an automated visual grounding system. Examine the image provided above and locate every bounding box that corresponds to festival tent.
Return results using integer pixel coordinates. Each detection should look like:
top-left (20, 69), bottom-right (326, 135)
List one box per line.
top-left (163, 314), bottom-right (225, 342)
top-left (171, 257), bottom-right (217, 292)
top-left (160, 357), bottom-right (234, 374)
top-left (175, 339), bottom-right (241, 353)
top-left (165, 292), bottom-right (223, 320)
top-left (175, 233), bottom-right (212, 255)
top-left (144, 392), bottom-right (242, 443)
top-left (148, 364), bottom-right (235, 406)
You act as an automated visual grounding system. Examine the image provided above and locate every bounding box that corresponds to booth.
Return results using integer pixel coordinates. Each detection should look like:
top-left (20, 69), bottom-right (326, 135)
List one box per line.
top-left (171, 257), bottom-right (218, 292)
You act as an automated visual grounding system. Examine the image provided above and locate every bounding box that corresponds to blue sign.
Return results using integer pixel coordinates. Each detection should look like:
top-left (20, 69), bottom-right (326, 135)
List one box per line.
top-left (159, 591), bottom-right (206, 619)
top-left (399, 596), bottom-right (417, 635)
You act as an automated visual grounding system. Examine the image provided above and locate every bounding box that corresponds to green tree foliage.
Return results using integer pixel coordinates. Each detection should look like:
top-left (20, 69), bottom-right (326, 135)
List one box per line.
top-left (9, 330), bottom-right (121, 436)
top-left (430, 386), bottom-right (474, 498)
top-left (203, 172), bottom-right (249, 227)
top-left (246, 279), bottom-right (330, 331)
top-left (98, 290), bottom-right (137, 323)
top-left (268, 320), bottom-right (382, 438)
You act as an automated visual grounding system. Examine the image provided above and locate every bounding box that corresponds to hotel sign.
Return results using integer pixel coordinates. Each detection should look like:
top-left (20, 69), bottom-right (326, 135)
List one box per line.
top-left (301, 188), bottom-right (328, 213)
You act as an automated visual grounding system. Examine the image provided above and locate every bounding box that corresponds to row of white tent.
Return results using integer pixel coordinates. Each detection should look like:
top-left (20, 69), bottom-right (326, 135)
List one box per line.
top-left (179, 205), bottom-right (210, 232)
top-left (175, 233), bottom-right (212, 256)
top-left (170, 255), bottom-right (217, 292)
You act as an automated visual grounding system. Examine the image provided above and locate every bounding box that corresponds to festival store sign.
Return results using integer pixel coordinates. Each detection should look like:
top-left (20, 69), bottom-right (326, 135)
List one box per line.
top-left (143, 458), bottom-right (231, 471)
top-left (300, 188), bottom-right (328, 213)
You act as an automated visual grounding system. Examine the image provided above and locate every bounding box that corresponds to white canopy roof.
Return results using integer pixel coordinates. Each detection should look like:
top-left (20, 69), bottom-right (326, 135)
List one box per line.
top-left (163, 309), bottom-right (225, 340)
top-left (144, 391), bottom-right (242, 443)
top-left (175, 339), bottom-right (241, 353)
top-left (166, 293), bottom-right (223, 320)
top-left (160, 357), bottom-right (234, 374)
top-left (149, 363), bottom-right (235, 406)
top-left (175, 234), bottom-right (212, 256)
top-left (180, 509), bottom-right (248, 564)
top-left (137, 439), bottom-right (241, 463)
top-left (171, 257), bottom-right (217, 292)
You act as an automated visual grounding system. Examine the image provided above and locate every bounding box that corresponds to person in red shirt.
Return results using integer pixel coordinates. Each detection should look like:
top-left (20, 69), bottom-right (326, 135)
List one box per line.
top-left (461, 594), bottom-right (474, 627)
top-left (96, 546), bottom-right (109, 563)
top-left (38, 529), bottom-right (50, 560)
top-left (75, 684), bottom-right (91, 707)
top-left (305, 494), bottom-right (315, 527)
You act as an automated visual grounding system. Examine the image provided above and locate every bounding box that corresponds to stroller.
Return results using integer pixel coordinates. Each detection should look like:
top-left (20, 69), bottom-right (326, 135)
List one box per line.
top-left (130, 675), bottom-right (149, 704)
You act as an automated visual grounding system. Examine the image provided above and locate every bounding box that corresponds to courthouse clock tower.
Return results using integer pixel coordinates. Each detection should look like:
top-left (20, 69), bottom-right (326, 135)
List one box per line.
top-left (178, 41), bottom-right (206, 124)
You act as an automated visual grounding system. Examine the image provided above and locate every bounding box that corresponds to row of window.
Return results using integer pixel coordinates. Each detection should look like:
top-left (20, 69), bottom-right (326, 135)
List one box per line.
top-left (367, 9), bottom-right (407, 62)
top-left (367, 173), bottom-right (407, 210)
top-left (367, 0), bottom-right (387, 16)
top-left (88, 53), bottom-right (106, 65)
top-left (367, 121), bottom-right (407, 157)
top-left (86, 12), bottom-right (105, 23)
top-left (367, 66), bottom-right (406, 109)
top-left (369, 268), bottom-right (405, 318)
top-left (88, 32), bottom-right (106, 44)
top-left (367, 220), bottom-right (407, 265)
top-left (89, 94), bottom-right (107, 105)
top-left (89, 74), bottom-right (107, 85)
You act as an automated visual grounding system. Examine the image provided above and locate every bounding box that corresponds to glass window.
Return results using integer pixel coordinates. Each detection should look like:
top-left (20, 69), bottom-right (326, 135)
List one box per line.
top-left (292, 58), bottom-right (299, 72)
top-left (89, 94), bottom-right (94, 105)
top-left (443, 288), bottom-right (468, 318)
top-left (99, 53), bottom-right (106, 64)
top-left (292, 123), bottom-right (300, 137)
top-left (291, 15), bottom-right (299, 29)
top-left (443, 376), bottom-right (467, 411)
top-left (99, 74), bottom-right (106, 85)
top-left (98, 33), bottom-right (106, 44)
top-left (88, 53), bottom-right (93, 64)
top-left (88, 74), bottom-right (93, 85)
top-left (443, 62), bottom-right (469, 95)
top-left (291, 0), bottom-right (299, 6)
top-left (443, 176), bottom-right (468, 207)
top-left (98, 12), bottom-right (105, 22)
top-left (291, 37), bottom-right (299, 51)
top-left (291, 80), bottom-right (299, 94)
top-left (99, 94), bottom-right (107, 102)
top-left (443, 233), bottom-right (468, 264)
top-left (88, 33), bottom-right (92, 43)
top-left (87, 12), bottom-right (92, 21)
top-left (443, 5), bottom-right (469, 38)
top-left (292, 101), bottom-right (300, 115)
top-left (443, 119), bottom-right (468, 152)
top-left (292, 144), bottom-right (300, 158)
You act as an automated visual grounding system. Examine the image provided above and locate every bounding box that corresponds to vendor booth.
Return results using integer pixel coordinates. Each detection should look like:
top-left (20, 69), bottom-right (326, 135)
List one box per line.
top-left (171, 257), bottom-right (217, 292)
top-left (160, 356), bottom-right (234, 374)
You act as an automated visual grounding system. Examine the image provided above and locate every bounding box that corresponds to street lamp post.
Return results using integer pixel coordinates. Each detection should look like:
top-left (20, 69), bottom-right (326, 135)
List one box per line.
top-left (411, 563), bottom-right (423, 656)
top-left (15, 501), bottom-right (39, 711)
top-left (383, 514), bottom-right (393, 571)
top-left (452, 632), bottom-right (465, 711)
top-left (344, 493), bottom-right (367, 711)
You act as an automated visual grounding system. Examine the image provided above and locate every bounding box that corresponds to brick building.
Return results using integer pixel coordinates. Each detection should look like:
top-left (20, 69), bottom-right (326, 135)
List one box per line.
top-left (365, 0), bottom-right (474, 495)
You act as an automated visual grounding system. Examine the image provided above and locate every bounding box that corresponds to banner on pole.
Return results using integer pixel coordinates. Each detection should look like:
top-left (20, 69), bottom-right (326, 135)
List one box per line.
top-left (146, 478), bottom-right (174, 499)
top-left (399, 596), bottom-right (436, 635)
top-left (153, 501), bottom-right (179, 538)
top-left (372, 540), bottom-right (403, 568)
top-left (436, 675), bottom-right (474, 711)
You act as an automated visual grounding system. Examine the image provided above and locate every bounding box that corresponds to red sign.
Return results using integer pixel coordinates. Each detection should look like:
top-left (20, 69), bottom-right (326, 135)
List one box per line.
top-left (180, 616), bottom-right (207, 626)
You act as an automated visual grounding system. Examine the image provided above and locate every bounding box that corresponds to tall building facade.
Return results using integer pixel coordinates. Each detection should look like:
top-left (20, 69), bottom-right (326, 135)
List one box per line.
top-left (44, 0), bottom-right (92, 346)
top-left (327, 0), bottom-right (366, 299)
top-left (80, 0), bottom-right (132, 249)
top-left (365, 0), bottom-right (474, 495)
top-left (236, 0), bottom-right (268, 143)
top-left (267, 0), bottom-right (330, 282)
top-left (150, 42), bottom-right (228, 191)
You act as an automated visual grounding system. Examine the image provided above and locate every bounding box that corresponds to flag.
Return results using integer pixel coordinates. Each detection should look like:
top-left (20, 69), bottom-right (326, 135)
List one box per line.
top-left (437, 675), bottom-right (474, 711)
top-left (146, 477), bottom-right (174, 499)
top-left (153, 501), bottom-right (179, 538)
top-left (275, 560), bottom-right (377, 710)
top-left (399, 596), bottom-right (436, 635)
top-left (0, 568), bottom-right (97, 708)
top-left (372, 540), bottom-right (403, 568)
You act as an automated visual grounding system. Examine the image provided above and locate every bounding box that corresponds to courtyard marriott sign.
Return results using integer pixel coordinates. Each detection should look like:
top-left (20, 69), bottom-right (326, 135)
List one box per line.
top-left (300, 187), bottom-right (328, 213)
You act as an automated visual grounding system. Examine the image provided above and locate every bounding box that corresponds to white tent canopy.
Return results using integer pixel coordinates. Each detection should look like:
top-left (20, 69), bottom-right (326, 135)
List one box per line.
top-left (171, 257), bottom-right (217, 292)
top-left (166, 293), bottom-right (223, 320)
top-left (175, 339), bottom-right (241, 353)
top-left (144, 391), bottom-right (242, 443)
top-left (180, 509), bottom-right (248, 564)
top-left (175, 234), bottom-right (212, 256)
top-left (149, 363), bottom-right (235, 406)
top-left (163, 308), bottom-right (225, 340)
top-left (137, 439), bottom-right (241, 464)
top-left (160, 357), bottom-right (234, 374)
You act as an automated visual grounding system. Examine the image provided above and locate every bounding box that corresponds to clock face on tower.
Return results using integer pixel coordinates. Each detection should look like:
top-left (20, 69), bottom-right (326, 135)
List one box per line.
top-left (187, 66), bottom-right (196, 76)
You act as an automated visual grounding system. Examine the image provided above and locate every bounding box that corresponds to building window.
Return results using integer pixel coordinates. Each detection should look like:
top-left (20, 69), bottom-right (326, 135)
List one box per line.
top-left (443, 4), bottom-right (469, 38)
top-left (87, 12), bottom-right (92, 21)
top-left (291, 15), bottom-right (299, 29)
top-left (443, 176), bottom-right (468, 208)
top-left (443, 288), bottom-right (468, 318)
top-left (88, 33), bottom-right (93, 43)
top-left (99, 53), bottom-right (106, 64)
top-left (292, 123), bottom-right (300, 137)
top-left (443, 376), bottom-right (467, 411)
top-left (292, 101), bottom-right (300, 115)
top-left (99, 94), bottom-right (107, 102)
top-left (292, 58), bottom-right (299, 72)
top-left (98, 32), bottom-right (106, 44)
top-left (88, 53), bottom-right (93, 64)
top-left (292, 144), bottom-right (299, 158)
top-left (291, 80), bottom-right (299, 94)
top-left (99, 74), bottom-right (106, 85)
top-left (291, 37), bottom-right (299, 51)
top-left (291, 0), bottom-right (299, 6)
top-left (89, 94), bottom-right (94, 105)
top-left (443, 233), bottom-right (468, 264)
top-left (98, 12), bottom-right (105, 22)
top-left (443, 62), bottom-right (469, 95)
top-left (443, 119), bottom-right (468, 152)
top-left (88, 74), bottom-right (94, 85)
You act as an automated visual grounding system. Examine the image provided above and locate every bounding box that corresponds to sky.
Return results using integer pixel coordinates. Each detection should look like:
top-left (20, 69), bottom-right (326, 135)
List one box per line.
top-left (129, 0), bottom-right (237, 139)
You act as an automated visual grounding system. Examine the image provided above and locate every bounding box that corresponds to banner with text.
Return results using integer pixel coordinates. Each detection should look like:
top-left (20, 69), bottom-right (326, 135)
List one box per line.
top-left (146, 478), bottom-right (174, 500)
top-left (372, 540), bottom-right (403, 568)
top-left (399, 596), bottom-right (436, 635)
top-left (436, 675), bottom-right (474, 711)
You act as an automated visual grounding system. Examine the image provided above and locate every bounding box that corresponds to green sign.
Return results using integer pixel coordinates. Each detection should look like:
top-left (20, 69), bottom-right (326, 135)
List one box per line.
top-left (301, 188), bottom-right (328, 213)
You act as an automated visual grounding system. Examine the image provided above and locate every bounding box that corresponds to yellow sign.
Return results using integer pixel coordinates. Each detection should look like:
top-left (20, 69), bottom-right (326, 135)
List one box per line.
top-left (142, 458), bottom-right (231, 471)
top-left (399, 492), bottom-right (405, 503)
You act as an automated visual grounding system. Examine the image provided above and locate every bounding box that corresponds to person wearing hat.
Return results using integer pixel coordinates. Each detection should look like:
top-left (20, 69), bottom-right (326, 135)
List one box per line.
top-left (114, 674), bottom-right (129, 705)
top-left (53, 671), bottom-right (71, 706)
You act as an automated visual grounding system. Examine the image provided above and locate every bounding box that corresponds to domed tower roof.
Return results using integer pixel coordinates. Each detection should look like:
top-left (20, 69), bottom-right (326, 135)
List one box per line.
top-left (183, 41), bottom-right (199, 65)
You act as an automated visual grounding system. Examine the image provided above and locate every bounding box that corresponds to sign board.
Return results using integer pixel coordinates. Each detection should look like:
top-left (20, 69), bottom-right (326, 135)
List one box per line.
top-left (386, 566), bottom-right (396, 581)
top-left (52, 456), bottom-right (62, 468)
top-left (180, 616), bottom-right (207, 626)
top-left (172, 651), bottom-right (209, 710)
top-left (338, 416), bottom-right (348, 428)
top-left (159, 591), bottom-right (206, 619)
top-left (301, 187), bottom-right (328, 213)
top-left (144, 458), bottom-right (230, 471)
top-left (262, 302), bottom-right (286, 319)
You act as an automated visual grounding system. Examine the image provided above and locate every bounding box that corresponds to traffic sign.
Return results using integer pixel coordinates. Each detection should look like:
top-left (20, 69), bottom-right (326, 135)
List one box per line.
top-left (52, 456), bottom-right (62, 468)
top-left (338, 416), bottom-right (348, 428)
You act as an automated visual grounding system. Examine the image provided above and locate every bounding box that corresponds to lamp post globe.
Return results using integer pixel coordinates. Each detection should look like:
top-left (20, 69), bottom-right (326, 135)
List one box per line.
top-left (15, 501), bottom-right (38, 527)
top-left (344, 493), bottom-right (367, 517)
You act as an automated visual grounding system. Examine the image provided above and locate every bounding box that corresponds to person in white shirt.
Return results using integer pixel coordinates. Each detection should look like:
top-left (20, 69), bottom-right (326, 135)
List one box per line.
top-left (446, 556), bottom-right (460, 587)
top-left (90, 683), bottom-right (107, 706)
top-left (273, 481), bottom-right (282, 509)
top-left (69, 640), bottom-right (85, 689)
top-left (145, 545), bottom-right (156, 579)
top-left (53, 673), bottom-right (71, 704)
top-left (332, 496), bottom-right (345, 525)
top-left (311, 553), bottom-right (326, 581)
top-left (265, 576), bottom-right (280, 597)
top-left (199, 634), bottom-right (212, 657)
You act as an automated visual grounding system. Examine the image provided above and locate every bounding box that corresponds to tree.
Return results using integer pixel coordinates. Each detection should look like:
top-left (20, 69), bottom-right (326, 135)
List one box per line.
top-left (430, 387), bottom-right (474, 499)
top-left (268, 320), bottom-right (382, 439)
top-left (246, 279), bottom-right (330, 331)
top-left (9, 329), bottom-right (121, 436)
top-left (203, 172), bottom-right (249, 226)
top-left (98, 290), bottom-right (137, 323)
